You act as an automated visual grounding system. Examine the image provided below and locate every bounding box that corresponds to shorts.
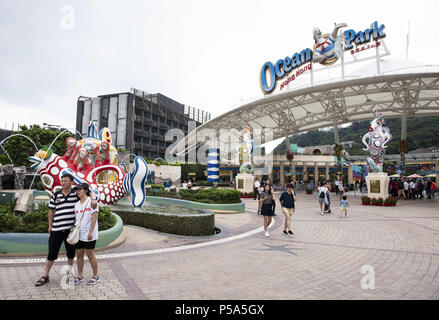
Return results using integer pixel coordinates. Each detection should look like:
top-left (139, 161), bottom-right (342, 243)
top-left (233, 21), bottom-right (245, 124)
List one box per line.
top-left (318, 198), bottom-right (325, 204)
top-left (340, 207), bottom-right (347, 214)
top-left (75, 240), bottom-right (97, 250)
top-left (260, 203), bottom-right (274, 216)
top-left (47, 230), bottom-right (76, 261)
top-left (282, 207), bottom-right (295, 215)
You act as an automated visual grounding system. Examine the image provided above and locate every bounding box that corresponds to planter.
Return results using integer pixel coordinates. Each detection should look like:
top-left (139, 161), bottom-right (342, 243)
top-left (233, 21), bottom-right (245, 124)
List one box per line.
top-left (306, 191), bottom-right (313, 194)
top-left (362, 202), bottom-right (370, 205)
top-left (0, 213), bottom-right (123, 255)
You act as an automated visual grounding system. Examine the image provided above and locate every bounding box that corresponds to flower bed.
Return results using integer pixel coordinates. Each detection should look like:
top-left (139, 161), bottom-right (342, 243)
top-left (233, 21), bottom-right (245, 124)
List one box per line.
top-left (362, 196), bottom-right (397, 206)
top-left (240, 192), bottom-right (255, 198)
top-left (361, 196), bottom-right (370, 205)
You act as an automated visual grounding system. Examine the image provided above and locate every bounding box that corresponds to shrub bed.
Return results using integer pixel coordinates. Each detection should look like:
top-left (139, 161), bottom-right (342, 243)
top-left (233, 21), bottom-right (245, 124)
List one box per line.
top-left (144, 188), bottom-right (241, 204)
top-left (146, 184), bottom-right (166, 190)
top-left (0, 202), bottom-right (116, 233)
top-left (179, 189), bottom-right (241, 204)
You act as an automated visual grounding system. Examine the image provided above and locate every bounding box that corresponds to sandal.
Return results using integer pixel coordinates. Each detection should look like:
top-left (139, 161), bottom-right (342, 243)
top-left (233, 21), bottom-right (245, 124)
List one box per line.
top-left (87, 276), bottom-right (100, 285)
top-left (72, 277), bottom-right (84, 285)
top-left (35, 276), bottom-right (49, 287)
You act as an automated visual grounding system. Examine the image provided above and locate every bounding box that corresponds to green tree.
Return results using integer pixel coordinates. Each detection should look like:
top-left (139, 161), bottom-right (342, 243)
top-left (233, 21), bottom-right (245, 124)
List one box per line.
top-left (0, 125), bottom-right (71, 167)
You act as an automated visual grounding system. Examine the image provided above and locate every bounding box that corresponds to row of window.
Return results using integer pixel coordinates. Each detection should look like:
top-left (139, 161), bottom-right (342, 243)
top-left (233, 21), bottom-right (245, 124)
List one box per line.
top-left (135, 107), bottom-right (185, 128)
top-left (134, 150), bottom-right (166, 160)
top-left (134, 122), bottom-right (187, 133)
top-left (134, 136), bottom-right (171, 147)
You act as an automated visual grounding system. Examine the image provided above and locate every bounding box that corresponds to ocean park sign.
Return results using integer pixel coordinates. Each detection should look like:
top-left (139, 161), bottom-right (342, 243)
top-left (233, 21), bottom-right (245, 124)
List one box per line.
top-left (259, 21), bottom-right (386, 94)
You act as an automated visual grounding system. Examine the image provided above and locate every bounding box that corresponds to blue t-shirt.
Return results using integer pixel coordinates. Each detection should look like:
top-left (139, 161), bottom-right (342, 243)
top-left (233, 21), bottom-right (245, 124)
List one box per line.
top-left (340, 199), bottom-right (348, 208)
top-left (279, 191), bottom-right (295, 209)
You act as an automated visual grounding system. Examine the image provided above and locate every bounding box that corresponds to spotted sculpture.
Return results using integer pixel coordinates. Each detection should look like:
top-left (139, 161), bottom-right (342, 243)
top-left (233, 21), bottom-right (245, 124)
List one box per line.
top-left (362, 110), bottom-right (392, 172)
top-left (28, 121), bottom-right (148, 207)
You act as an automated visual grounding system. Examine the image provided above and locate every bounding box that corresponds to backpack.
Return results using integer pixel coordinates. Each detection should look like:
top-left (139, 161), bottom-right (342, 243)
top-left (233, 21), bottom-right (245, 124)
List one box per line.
top-left (319, 191), bottom-right (325, 198)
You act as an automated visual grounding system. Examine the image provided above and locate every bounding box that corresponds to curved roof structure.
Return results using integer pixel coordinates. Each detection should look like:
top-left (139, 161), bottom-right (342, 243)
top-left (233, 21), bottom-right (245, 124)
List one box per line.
top-left (171, 59), bottom-right (439, 155)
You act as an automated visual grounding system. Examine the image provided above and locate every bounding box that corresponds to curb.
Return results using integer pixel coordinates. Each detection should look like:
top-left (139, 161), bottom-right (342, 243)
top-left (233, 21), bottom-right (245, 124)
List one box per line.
top-left (0, 213), bottom-right (124, 256)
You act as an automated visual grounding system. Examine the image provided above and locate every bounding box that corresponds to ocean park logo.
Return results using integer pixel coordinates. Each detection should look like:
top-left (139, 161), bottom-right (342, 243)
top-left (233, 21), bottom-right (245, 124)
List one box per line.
top-left (259, 21), bottom-right (386, 94)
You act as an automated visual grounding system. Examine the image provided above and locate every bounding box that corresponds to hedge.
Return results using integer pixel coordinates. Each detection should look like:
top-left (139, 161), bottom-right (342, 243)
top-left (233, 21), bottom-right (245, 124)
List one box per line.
top-left (0, 202), bottom-right (116, 233)
top-left (146, 184), bottom-right (166, 190)
top-left (178, 189), bottom-right (241, 204)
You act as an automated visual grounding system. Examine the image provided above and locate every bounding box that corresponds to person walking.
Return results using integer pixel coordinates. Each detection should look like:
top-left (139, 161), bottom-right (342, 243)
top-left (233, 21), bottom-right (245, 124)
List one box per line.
top-left (34, 174), bottom-right (97, 287)
top-left (397, 179), bottom-right (405, 199)
top-left (410, 180), bottom-right (416, 199)
top-left (338, 181), bottom-right (345, 201)
top-left (339, 195), bottom-right (349, 218)
top-left (279, 183), bottom-right (296, 236)
top-left (259, 184), bottom-right (275, 237)
top-left (426, 179), bottom-right (432, 199)
top-left (324, 181), bottom-right (332, 213)
top-left (334, 178), bottom-right (340, 196)
top-left (418, 179), bottom-right (425, 199)
top-left (72, 183), bottom-right (100, 286)
top-left (404, 179), bottom-right (409, 200)
top-left (253, 178), bottom-right (261, 200)
top-left (359, 179), bottom-right (365, 193)
top-left (318, 182), bottom-right (329, 215)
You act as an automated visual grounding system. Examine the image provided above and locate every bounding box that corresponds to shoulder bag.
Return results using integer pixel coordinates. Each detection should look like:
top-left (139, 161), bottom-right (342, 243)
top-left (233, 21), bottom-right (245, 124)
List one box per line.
top-left (67, 198), bottom-right (90, 245)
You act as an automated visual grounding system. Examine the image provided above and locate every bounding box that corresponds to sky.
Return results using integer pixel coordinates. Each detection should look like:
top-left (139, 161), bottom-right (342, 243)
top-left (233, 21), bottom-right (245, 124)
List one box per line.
top-left (1, 0), bottom-right (438, 132)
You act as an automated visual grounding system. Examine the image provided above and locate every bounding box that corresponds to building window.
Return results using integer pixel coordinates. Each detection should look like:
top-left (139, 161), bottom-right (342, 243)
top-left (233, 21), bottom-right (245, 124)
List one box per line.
top-left (135, 108), bottom-right (143, 116)
top-left (101, 98), bottom-right (109, 128)
top-left (152, 114), bottom-right (158, 121)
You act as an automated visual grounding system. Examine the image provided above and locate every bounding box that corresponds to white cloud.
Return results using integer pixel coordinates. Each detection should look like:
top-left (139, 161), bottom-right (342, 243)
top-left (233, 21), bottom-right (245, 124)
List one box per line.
top-left (0, 0), bottom-right (438, 130)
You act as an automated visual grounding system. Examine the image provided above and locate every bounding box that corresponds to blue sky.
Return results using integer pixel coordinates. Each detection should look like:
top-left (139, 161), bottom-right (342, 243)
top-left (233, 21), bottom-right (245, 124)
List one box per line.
top-left (1, 0), bottom-right (438, 130)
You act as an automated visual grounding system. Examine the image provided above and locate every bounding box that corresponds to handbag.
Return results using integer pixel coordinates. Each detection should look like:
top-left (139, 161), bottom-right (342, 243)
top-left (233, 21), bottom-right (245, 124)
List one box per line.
top-left (67, 198), bottom-right (90, 245)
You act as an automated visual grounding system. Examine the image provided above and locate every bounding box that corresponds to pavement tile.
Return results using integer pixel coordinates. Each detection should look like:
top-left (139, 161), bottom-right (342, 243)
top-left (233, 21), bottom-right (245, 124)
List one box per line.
top-left (2, 195), bottom-right (439, 300)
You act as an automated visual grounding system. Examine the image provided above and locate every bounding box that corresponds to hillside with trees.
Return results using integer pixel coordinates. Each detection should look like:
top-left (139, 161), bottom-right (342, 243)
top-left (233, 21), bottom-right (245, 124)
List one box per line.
top-left (273, 116), bottom-right (439, 155)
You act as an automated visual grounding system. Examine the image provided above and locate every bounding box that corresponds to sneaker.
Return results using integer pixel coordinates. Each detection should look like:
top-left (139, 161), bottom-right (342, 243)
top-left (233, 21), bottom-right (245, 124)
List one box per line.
top-left (321, 211), bottom-right (324, 215)
top-left (283, 230), bottom-right (289, 236)
top-left (264, 231), bottom-right (270, 237)
top-left (288, 230), bottom-right (294, 235)
top-left (72, 277), bottom-right (83, 285)
top-left (87, 276), bottom-right (100, 285)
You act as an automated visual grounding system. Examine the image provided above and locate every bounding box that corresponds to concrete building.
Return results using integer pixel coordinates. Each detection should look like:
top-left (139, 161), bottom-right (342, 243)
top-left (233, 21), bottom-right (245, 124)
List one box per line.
top-left (218, 145), bottom-right (350, 185)
top-left (76, 88), bottom-right (210, 160)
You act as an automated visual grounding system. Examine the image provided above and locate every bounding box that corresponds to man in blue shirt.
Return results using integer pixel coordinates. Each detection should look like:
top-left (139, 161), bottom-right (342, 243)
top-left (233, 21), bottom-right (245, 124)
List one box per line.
top-left (279, 183), bottom-right (297, 236)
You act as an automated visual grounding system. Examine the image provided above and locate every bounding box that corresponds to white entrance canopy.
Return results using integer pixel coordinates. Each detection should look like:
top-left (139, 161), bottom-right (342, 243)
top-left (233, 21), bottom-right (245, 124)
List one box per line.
top-left (171, 60), bottom-right (439, 156)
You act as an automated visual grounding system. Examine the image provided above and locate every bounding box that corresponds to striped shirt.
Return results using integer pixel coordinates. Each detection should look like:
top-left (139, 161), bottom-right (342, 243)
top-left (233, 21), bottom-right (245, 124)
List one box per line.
top-left (48, 189), bottom-right (79, 232)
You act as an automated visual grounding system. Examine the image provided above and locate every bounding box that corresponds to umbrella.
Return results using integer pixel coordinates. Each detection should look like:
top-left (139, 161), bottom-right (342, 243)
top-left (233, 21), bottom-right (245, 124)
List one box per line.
top-left (389, 174), bottom-right (401, 178)
top-left (426, 174), bottom-right (437, 178)
top-left (407, 174), bottom-right (422, 178)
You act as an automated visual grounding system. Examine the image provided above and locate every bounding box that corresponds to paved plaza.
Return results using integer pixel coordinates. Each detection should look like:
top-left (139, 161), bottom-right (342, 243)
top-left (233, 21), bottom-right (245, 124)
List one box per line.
top-left (1, 192), bottom-right (439, 300)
